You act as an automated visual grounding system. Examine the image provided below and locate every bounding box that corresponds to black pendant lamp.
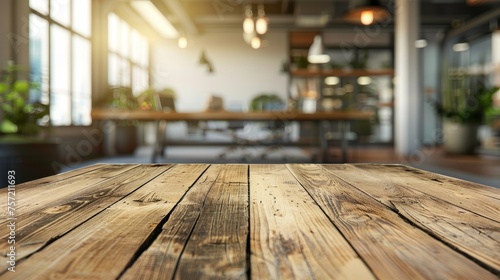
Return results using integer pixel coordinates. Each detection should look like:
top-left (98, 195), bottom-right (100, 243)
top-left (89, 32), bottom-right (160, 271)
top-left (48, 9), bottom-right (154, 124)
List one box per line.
top-left (345, 0), bottom-right (390, 25)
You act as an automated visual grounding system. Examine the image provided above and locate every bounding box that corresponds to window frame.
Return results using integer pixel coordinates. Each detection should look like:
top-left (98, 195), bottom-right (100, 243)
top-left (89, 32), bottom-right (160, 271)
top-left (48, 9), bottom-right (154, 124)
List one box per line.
top-left (29, 0), bottom-right (92, 126)
top-left (107, 12), bottom-right (150, 96)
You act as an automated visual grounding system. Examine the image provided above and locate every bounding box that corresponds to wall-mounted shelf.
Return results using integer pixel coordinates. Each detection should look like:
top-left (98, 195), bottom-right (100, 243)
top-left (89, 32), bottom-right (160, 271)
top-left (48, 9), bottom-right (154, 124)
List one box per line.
top-left (287, 31), bottom-right (395, 144)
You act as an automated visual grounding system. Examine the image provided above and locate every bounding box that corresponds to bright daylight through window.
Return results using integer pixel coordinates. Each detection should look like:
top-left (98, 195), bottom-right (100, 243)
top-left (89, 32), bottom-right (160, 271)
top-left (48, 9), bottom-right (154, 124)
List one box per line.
top-left (29, 0), bottom-right (92, 126)
top-left (108, 12), bottom-right (149, 95)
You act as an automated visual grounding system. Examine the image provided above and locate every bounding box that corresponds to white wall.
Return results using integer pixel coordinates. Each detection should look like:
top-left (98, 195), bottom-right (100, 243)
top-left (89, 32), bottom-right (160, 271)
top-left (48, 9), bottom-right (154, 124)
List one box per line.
top-left (152, 30), bottom-right (289, 112)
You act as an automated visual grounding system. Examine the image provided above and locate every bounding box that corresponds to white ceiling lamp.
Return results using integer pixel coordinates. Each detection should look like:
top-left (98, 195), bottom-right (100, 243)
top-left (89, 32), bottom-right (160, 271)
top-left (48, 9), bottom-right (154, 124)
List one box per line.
top-left (178, 36), bottom-right (187, 48)
top-left (453, 42), bottom-right (469, 52)
top-left (130, 1), bottom-right (178, 38)
top-left (243, 4), bottom-right (254, 34)
top-left (357, 76), bottom-right (372, 85)
top-left (325, 76), bottom-right (340, 86)
top-left (308, 35), bottom-right (330, 64)
top-left (415, 39), bottom-right (428, 48)
top-left (255, 4), bottom-right (268, 35)
top-left (251, 36), bottom-right (261, 49)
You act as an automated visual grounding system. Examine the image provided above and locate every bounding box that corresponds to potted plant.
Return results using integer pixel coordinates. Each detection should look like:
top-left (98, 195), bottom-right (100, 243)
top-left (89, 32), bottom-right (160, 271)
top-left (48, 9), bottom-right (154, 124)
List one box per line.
top-left (95, 86), bottom-right (139, 154)
top-left (0, 62), bottom-right (49, 135)
top-left (436, 82), bottom-right (498, 154)
top-left (137, 87), bottom-right (176, 111)
top-left (0, 61), bottom-right (59, 186)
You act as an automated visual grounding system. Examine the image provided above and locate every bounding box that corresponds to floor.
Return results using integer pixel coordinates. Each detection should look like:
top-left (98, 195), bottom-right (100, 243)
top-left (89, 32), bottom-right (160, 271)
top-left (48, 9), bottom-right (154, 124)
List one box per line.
top-left (66, 144), bottom-right (500, 188)
top-left (345, 145), bottom-right (500, 188)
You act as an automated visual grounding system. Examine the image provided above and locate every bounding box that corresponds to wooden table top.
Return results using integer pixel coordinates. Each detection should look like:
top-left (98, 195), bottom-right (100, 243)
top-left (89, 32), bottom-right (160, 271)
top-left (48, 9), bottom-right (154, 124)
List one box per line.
top-left (1, 164), bottom-right (499, 279)
top-left (91, 108), bottom-right (373, 121)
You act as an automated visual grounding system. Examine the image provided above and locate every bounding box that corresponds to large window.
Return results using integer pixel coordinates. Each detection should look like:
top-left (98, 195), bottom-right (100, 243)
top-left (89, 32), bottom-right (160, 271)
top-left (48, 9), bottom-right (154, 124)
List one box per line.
top-left (108, 13), bottom-right (149, 94)
top-left (29, 0), bottom-right (91, 126)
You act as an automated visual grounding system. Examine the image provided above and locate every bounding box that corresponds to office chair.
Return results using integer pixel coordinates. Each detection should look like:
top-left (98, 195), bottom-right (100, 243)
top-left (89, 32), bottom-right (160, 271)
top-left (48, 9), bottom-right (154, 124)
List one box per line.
top-left (251, 97), bottom-right (290, 160)
top-left (151, 92), bottom-right (175, 163)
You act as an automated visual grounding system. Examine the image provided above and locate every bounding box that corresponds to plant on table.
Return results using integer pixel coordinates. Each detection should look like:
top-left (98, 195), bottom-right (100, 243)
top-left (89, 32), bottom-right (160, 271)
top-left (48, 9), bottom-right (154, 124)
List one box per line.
top-left (0, 61), bottom-right (49, 136)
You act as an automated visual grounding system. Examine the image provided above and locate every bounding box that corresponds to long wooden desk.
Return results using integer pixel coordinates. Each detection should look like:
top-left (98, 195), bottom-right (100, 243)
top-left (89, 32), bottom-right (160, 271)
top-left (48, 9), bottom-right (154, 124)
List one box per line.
top-left (1, 164), bottom-right (499, 279)
top-left (91, 109), bottom-right (374, 163)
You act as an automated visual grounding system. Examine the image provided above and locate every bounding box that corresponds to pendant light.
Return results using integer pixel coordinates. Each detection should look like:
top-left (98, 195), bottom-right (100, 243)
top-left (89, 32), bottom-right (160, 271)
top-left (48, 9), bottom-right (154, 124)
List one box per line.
top-left (243, 5), bottom-right (254, 34)
top-left (345, 0), bottom-right (389, 25)
top-left (178, 36), bottom-right (188, 49)
top-left (251, 36), bottom-right (262, 49)
top-left (308, 35), bottom-right (330, 64)
top-left (255, 4), bottom-right (268, 35)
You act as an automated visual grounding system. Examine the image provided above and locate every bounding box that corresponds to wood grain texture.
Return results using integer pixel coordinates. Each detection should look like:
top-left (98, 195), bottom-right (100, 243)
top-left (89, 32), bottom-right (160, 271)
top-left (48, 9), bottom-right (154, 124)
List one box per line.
top-left (0, 164), bottom-right (138, 216)
top-left (249, 164), bottom-right (375, 280)
top-left (354, 164), bottom-right (500, 222)
top-left (0, 164), bottom-right (170, 270)
top-left (175, 164), bottom-right (249, 280)
top-left (0, 163), bottom-right (104, 191)
top-left (323, 164), bottom-right (500, 273)
top-left (0, 163), bottom-right (118, 207)
top-left (0, 164), bottom-right (207, 279)
top-left (122, 164), bottom-right (225, 279)
top-left (384, 164), bottom-right (500, 197)
top-left (287, 164), bottom-right (498, 280)
top-left (1, 163), bottom-right (498, 279)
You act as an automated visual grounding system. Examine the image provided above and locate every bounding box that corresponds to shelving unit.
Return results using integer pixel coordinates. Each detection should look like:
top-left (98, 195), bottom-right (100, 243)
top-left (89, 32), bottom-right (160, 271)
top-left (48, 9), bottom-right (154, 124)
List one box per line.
top-left (290, 68), bottom-right (395, 78)
top-left (286, 31), bottom-right (395, 145)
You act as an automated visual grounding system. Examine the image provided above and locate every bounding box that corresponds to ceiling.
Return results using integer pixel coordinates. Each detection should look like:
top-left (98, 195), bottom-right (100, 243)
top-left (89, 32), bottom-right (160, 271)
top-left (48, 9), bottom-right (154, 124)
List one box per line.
top-left (156, 0), bottom-right (500, 34)
top-left (115, 0), bottom-right (500, 44)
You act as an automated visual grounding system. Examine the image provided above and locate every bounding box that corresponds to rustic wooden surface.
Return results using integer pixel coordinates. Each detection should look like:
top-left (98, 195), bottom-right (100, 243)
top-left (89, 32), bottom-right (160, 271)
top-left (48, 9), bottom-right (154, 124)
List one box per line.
top-left (0, 164), bottom-right (498, 279)
top-left (91, 109), bottom-right (373, 122)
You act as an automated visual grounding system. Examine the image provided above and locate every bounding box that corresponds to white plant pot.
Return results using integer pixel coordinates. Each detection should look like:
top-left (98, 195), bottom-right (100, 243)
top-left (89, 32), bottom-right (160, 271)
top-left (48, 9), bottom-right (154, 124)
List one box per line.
top-left (443, 120), bottom-right (479, 154)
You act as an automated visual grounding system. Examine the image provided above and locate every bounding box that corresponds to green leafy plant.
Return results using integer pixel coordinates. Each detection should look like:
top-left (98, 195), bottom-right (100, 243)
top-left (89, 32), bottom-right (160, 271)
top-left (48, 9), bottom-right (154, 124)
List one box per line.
top-left (484, 89), bottom-right (500, 128)
top-left (435, 84), bottom-right (498, 124)
top-left (94, 86), bottom-right (138, 109)
top-left (0, 63), bottom-right (49, 135)
top-left (250, 94), bottom-right (284, 111)
top-left (94, 86), bottom-right (138, 127)
top-left (137, 87), bottom-right (176, 111)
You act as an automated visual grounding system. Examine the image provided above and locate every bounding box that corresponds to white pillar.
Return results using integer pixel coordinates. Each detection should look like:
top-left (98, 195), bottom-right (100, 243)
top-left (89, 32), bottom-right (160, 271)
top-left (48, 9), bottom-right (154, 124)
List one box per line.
top-left (395, 0), bottom-right (422, 156)
top-left (492, 30), bottom-right (500, 87)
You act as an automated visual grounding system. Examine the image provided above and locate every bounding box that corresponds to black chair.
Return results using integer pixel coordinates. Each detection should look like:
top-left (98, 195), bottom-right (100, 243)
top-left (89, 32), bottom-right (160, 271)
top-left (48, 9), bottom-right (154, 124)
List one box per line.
top-left (151, 92), bottom-right (175, 163)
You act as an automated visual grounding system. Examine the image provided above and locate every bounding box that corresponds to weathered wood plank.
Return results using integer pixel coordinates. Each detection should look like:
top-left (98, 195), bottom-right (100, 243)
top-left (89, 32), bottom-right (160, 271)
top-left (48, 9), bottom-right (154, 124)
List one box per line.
top-left (122, 164), bottom-right (239, 279)
top-left (323, 164), bottom-right (500, 273)
top-left (249, 164), bottom-right (375, 280)
top-left (0, 163), bottom-right (105, 190)
top-left (174, 164), bottom-right (249, 279)
top-left (0, 164), bottom-right (139, 216)
top-left (354, 164), bottom-right (500, 222)
top-left (287, 164), bottom-right (498, 280)
top-left (0, 163), bottom-right (112, 207)
top-left (385, 164), bottom-right (500, 197)
top-left (0, 164), bottom-right (208, 279)
top-left (0, 164), bottom-right (171, 270)
top-left (0, 163), bottom-right (106, 191)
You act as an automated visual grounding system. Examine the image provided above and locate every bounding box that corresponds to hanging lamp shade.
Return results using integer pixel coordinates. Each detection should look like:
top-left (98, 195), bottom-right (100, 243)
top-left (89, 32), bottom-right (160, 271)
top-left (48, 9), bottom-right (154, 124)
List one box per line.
top-left (255, 4), bottom-right (268, 35)
top-left (345, 0), bottom-right (389, 25)
top-left (308, 35), bottom-right (330, 64)
top-left (243, 4), bottom-right (254, 34)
